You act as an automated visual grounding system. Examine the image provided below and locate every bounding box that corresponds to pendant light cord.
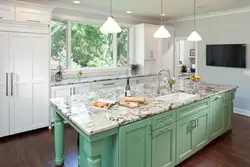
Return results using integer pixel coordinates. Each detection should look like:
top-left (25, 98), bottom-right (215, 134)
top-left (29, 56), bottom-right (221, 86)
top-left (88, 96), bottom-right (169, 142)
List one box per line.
top-left (110, 0), bottom-right (113, 17)
top-left (160, 0), bottom-right (163, 25)
top-left (194, 0), bottom-right (196, 30)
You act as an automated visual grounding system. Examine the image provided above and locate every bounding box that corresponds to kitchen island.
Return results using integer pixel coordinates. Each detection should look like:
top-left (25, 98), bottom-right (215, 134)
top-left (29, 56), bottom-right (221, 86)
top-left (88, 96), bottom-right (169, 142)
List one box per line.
top-left (50, 81), bottom-right (237, 167)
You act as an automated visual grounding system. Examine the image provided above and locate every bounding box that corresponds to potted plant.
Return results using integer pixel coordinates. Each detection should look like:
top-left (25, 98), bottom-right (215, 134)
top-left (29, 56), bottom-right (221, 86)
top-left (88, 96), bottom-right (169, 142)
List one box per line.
top-left (130, 64), bottom-right (140, 75)
top-left (54, 57), bottom-right (64, 82)
top-left (77, 70), bottom-right (84, 80)
top-left (181, 65), bottom-right (188, 73)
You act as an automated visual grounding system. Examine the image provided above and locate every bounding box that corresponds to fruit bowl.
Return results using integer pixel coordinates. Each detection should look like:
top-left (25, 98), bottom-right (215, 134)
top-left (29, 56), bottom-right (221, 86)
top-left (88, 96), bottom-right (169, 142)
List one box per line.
top-left (190, 75), bottom-right (202, 82)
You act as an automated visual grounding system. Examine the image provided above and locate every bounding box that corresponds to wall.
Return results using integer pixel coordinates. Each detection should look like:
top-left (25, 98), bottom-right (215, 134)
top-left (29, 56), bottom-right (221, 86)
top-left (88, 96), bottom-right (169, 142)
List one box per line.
top-left (172, 12), bottom-right (250, 114)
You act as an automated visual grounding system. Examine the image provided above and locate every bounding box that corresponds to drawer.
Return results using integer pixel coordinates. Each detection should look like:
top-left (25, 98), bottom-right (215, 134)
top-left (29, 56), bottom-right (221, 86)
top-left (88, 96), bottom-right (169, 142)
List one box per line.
top-left (0, 5), bottom-right (14, 21)
top-left (152, 110), bottom-right (176, 130)
top-left (91, 79), bottom-right (125, 90)
top-left (15, 7), bottom-right (50, 25)
top-left (177, 99), bottom-right (209, 120)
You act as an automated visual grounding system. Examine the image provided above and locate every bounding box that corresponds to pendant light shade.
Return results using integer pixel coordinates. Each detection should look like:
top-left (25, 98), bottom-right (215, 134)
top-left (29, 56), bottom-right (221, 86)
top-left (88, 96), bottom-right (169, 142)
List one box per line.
top-left (100, 0), bottom-right (121, 34)
top-left (154, 25), bottom-right (171, 38)
top-left (187, 0), bottom-right (202, 41)
top-left (100, 17), bottom-right (121, 33)
top-left (154, 0), bottom-right (171, 38)
top-left (187, 30), bottom-right (202, 41)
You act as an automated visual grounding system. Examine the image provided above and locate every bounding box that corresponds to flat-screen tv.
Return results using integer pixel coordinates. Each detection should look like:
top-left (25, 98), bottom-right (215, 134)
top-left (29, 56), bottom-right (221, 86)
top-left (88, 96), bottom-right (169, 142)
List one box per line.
top-left (206, 44), bottom-right (246, 68)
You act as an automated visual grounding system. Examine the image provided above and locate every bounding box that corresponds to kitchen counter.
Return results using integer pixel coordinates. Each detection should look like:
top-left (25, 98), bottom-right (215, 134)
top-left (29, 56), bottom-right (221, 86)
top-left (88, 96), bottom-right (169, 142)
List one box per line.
top-left (50, 81), bottom-right (237, 135)
top-left (51, 73), bottom-right (157, 87)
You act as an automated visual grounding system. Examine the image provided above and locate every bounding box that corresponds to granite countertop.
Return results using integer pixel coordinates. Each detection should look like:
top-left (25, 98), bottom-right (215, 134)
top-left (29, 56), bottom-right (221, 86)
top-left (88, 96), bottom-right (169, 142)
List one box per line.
top-left (51, 73), bottom-right (157, 87)
top-left (50, 81), bottom-right (237, 135)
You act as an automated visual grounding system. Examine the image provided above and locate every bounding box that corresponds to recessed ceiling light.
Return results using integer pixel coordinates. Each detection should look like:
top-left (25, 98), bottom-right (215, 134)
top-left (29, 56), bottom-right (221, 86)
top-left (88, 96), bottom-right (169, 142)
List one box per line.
top-left (73, 0), bottom-right (80, 4)
top-left (126, 11), bottom-right (132, 14)
top-left (160, 13), bottom-right (166, 16)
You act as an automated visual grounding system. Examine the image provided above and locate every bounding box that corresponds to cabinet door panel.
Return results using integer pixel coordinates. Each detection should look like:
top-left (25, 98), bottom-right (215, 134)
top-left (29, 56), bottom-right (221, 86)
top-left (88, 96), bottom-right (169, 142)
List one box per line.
top-left (192, 109), bottom-right (209, 152)
top-left (224, 92), bottom-right (233, 131)
top-left (119, 119), bottom-right (151, 167)
top-left (152, 123), bottom-right (176, 167)
top-left (176, 116), bottom-right (195, 164)
top-left (0, 32), bottom-right (10, 137)
top-left (210, 95), bottom-right (224, 140)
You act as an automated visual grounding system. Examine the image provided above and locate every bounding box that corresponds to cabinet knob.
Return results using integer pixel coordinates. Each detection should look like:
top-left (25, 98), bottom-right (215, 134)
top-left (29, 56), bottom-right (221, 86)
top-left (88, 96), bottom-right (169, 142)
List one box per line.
top-left (148, 125), bottom-right (152, 135)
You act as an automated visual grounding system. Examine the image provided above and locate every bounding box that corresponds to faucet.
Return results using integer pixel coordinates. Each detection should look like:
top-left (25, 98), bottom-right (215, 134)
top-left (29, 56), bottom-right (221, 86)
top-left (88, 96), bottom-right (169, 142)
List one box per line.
top-left (157, 69), bottom-right (171, 95)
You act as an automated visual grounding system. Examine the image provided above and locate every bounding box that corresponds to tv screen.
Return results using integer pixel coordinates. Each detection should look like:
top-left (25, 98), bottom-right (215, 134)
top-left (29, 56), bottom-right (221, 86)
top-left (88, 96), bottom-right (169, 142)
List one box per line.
top-left (206, 44), bottom-right (246, 68)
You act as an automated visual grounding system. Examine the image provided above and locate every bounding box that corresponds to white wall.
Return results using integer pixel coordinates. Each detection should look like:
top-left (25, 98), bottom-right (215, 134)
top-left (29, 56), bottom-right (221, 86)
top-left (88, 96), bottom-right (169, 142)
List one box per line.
top-left (173, 12), bottom-right (250, 113)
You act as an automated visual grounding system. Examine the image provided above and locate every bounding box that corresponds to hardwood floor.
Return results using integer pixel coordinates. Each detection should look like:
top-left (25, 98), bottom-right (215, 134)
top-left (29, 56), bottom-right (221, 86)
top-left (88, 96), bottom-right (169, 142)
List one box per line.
top-left (0, 114), bottom-right (250, 167)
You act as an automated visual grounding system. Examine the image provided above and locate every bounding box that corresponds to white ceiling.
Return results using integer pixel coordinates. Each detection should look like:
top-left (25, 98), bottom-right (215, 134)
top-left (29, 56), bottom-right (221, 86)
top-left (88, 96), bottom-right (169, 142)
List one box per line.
top-left (14, 0), bottom-right (250, 19)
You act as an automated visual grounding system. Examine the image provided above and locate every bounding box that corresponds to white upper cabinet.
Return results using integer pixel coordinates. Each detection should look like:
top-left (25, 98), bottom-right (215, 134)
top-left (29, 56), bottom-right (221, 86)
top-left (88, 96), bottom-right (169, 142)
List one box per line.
top-left (0, 5), bottom-right (14, 21)
top-left (15, 7), bottom-right (50, 25)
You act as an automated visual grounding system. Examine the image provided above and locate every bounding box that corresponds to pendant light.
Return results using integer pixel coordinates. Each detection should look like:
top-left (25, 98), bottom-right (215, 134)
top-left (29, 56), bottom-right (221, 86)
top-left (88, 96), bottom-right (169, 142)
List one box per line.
top-left (154, 0), bottom-right (171, 38)
top-left (187, 0), bottom-right (202, 41)
top-left (100, 0), bottom-right (121, 34)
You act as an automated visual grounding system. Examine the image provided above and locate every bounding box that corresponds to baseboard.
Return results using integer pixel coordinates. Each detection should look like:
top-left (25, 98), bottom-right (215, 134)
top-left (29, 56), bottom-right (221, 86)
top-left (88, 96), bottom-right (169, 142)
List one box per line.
top-left (234, 107), bottom-right (250, 117)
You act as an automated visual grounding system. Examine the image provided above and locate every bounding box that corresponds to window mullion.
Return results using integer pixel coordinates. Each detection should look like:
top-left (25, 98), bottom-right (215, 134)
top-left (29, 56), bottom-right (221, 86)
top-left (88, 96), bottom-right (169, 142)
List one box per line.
top-left (67, 21), bottom-right (72, 69)
top-left (113, 33), bottom-right (118, 67)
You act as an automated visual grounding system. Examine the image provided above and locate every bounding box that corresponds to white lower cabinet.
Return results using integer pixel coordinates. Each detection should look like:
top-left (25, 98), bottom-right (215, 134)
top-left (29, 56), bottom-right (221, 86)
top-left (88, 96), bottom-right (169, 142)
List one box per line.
top-left (90, 79), bottom-right (126, 91)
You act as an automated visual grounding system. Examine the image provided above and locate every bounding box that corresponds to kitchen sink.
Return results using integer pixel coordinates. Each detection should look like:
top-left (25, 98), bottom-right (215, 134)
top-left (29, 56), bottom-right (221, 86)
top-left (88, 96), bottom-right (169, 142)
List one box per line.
top-left (155, 92), bottom-right (200, 103)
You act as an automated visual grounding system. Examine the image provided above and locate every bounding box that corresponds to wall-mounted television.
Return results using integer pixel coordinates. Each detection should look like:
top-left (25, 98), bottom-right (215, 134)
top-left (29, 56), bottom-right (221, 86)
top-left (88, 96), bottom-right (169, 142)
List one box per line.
top-left (206, 44), bottom-right (246, 68)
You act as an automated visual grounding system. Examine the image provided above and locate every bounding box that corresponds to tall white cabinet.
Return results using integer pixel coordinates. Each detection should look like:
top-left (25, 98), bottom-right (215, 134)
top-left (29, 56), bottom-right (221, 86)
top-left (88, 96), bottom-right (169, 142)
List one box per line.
top-left (0, 3), bottom-right (52, 137)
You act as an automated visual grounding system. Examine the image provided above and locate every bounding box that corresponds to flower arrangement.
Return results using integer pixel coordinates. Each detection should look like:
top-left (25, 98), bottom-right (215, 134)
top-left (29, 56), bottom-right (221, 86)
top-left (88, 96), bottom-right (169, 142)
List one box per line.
top-left (54, 57), bottom-right (64, 81)
top-left (130, 64), bottom-right (140, 75)
top-left (76, 70), bottom-right (85, 80)
top-left (164, 77), bottom-right (176, 92)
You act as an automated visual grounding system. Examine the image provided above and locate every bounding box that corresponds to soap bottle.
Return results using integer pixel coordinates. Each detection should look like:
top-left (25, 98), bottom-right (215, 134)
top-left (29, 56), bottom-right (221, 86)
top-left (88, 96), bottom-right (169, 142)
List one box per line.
top-left (125, 78), bottom-right (131, 97)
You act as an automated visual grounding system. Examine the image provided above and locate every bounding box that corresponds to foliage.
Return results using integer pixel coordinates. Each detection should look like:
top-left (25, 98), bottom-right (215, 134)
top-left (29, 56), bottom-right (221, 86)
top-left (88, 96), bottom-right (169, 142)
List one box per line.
top-left (51, 20), bottom-right (129, 69)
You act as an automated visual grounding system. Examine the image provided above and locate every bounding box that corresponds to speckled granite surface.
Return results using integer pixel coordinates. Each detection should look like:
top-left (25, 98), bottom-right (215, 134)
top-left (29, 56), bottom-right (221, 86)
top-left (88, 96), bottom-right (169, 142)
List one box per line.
top-left (51, 73), bottom-right (157, 87)
top-left (50, 81), bottom-right (237, 135)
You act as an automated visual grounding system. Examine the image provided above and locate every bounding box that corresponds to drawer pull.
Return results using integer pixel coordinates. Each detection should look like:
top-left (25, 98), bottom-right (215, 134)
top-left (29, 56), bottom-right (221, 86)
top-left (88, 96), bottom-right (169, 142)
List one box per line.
top-left (103, 83), bottom-right (115, 86)
top-left (27, 19), bottom-right (40, 23)
top-left (213, 96), bottom-right (222, 101)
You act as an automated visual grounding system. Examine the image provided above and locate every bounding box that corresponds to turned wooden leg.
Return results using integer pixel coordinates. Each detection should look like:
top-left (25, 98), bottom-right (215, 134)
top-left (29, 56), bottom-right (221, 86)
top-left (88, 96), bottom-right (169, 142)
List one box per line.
top-left (54, 111), bottom-right (65, 166)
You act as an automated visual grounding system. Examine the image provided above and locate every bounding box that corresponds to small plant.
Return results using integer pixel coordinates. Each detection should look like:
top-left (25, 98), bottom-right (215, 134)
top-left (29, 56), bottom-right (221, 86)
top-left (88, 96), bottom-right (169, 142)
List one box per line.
top-left (76, 70), bottom-right (84, 80)
top-left (164, 77), bottom-right (176, 92)
top-left (181, 65), bottom-right (187, 73)
top-left (130, 64), bottom-right (140, 74)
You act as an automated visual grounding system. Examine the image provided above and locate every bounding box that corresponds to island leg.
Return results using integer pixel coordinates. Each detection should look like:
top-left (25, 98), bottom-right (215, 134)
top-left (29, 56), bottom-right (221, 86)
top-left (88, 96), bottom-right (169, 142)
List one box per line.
top-left (54, 111), bottom-right (65, 166)
top-left (79, 134), bottom-right (103, 167)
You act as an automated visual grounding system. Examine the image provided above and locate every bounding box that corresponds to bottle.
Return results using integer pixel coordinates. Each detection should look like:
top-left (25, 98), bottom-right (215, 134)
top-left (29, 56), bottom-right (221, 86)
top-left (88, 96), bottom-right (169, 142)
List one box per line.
top-left (125, 78), bottom-right (131, 97)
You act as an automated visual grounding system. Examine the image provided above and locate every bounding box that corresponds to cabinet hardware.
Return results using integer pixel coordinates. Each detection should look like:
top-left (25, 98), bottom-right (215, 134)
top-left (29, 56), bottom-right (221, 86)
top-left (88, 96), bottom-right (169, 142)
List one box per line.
top-left (213, 96), bottom-right (222, 101)
top-left (6, 73), bottom-right (8, 96)
top-left (103, 83), bottom-right (115, 86)
top-left (10, 73), bottom-right (13, 96)
top-left (27, 20), bottom-right (40, 23)
top-left (191, 119), bottom-right (196, 128)
top-left (148, 125), bottom-right (152, 135)
top-left (196, 119), bottom-right (198, 127)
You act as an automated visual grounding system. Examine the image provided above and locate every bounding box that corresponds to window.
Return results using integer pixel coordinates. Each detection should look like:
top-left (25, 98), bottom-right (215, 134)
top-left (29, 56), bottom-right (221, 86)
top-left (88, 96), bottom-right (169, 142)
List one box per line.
top-left (51, 20), bottom-right (129, 69)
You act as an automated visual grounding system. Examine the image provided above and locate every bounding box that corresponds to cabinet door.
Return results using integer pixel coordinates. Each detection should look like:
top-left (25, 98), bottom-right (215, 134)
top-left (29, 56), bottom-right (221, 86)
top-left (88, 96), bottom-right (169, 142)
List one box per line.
top-left (176, 115), bottom-right (195, 164)
top-left (192, 109), bottom-right (209, 152)
top-left (210, 95), bottom-right (224, 141)
top-left (119, 119), bottom-right (152, 167)
top-left (224, 93), bottom-right (233, 131)
top-left (152, 123), bottom-right (176, 167)
top-left (10, 33), bottom-right (49, 134)
top-left (0, 32), bottom-right (10, 137)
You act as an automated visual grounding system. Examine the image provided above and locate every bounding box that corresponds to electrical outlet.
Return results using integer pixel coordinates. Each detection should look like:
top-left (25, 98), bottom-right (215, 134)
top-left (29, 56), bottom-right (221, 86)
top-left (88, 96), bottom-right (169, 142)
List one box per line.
top-left (244, 70), bottom-right (250, 76)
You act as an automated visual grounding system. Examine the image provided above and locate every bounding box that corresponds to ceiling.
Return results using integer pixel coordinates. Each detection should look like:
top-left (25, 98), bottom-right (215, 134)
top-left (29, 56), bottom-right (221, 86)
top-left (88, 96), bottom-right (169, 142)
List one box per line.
top-left (14, 0), bottom-right (250, 20)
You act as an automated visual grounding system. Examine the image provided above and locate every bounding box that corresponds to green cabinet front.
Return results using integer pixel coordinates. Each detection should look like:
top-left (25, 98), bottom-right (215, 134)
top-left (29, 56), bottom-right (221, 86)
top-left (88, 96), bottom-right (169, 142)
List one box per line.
top-left (176, 109), bottom-right (209, 164)
top-left (210, 95), bottom-right (225, 140)
top-left (119, 119), bottom-right (151, 167)
top-left (224, 92), bottom-right (233, 131)
top-left (152, 123), bottom-right (176, 167)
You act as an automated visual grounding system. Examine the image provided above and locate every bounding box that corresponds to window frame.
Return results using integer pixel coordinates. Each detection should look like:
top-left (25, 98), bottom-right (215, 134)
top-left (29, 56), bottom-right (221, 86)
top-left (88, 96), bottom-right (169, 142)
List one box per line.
top-left (51, 19), bottom-right (130, 71)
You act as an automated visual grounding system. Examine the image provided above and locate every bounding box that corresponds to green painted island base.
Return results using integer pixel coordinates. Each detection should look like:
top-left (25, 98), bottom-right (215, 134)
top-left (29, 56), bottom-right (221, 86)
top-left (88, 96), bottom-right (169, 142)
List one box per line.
top-left (54, 90), bottom-right (235, 167)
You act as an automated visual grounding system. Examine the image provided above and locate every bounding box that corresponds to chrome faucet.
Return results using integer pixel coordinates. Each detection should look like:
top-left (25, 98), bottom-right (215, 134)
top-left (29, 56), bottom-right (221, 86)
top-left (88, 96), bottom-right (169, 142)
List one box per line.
top-left (157, 69), bottom-right (171, 95)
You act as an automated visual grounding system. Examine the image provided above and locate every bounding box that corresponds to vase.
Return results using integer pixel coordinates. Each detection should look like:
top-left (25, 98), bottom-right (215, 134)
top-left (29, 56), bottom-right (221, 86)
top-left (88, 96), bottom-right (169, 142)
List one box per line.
top-left (55, 72), bottom-right (63, 82)
top-left (131, 70), bottom-right (137, 75)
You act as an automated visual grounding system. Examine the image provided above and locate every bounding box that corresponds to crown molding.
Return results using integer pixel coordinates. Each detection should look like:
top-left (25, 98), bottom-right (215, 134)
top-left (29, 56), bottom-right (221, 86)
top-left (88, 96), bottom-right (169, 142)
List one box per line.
top-left (166, 5), bottom-right (250, 23)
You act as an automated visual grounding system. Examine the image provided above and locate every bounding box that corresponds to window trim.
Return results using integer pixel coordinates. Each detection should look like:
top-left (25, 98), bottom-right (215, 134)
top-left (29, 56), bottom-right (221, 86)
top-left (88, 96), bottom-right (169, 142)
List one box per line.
top-left (51, 19), bottom-right (130, 70)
